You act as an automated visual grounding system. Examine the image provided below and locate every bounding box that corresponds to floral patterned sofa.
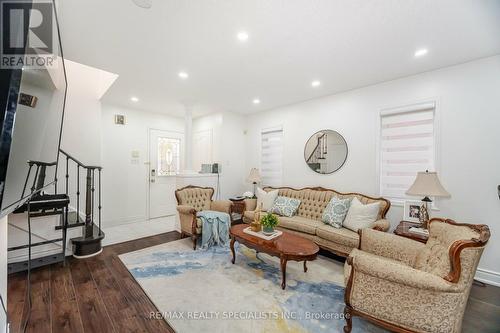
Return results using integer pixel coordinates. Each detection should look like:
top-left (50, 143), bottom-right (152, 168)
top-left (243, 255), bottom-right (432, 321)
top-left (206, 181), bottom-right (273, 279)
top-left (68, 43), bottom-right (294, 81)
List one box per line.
top-left (243, 186), bottom-right (391, 257)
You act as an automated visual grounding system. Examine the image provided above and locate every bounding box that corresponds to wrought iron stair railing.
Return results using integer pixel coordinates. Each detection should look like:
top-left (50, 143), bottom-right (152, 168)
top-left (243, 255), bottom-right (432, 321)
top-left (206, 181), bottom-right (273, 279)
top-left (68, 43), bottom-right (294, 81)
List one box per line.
top-left (59, 149), bottom-right (104, 257)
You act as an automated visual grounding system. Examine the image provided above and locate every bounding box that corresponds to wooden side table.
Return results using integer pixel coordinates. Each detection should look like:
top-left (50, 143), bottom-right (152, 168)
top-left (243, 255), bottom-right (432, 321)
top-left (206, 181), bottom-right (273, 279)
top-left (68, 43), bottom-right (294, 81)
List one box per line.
top-left (394, 221), bottom-right (429, 243)
top-left (229, 197), bottom-right (245, 225)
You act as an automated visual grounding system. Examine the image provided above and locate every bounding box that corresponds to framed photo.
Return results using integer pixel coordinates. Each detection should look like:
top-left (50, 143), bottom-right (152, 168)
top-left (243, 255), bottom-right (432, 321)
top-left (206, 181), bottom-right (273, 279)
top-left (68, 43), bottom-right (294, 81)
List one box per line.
top-left (404, 200), bottom-right (423, 223)
top-left (114, 114), bottom-right (126, 125)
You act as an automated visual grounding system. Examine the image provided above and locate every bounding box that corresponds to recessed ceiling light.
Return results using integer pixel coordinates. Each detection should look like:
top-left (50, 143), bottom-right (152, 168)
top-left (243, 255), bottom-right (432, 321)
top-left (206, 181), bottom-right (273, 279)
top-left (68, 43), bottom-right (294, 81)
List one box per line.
top-left (130, 96), bottom-right (139, 102)
top-left (178, 71), bottom-right (189, 79)
top-left (253, 98), bottom-right (260, 105)
top-left (311, 80), bottom-right (321, 87)
top-left (414, 49), bottom-right (428, 57)
top-left (237, 31), bottom-right (249, 42)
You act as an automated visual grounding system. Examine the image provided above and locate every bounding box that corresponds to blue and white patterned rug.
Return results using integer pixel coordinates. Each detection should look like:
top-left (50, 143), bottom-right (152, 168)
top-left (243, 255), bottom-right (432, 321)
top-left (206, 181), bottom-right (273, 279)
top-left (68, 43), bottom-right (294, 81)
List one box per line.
top-left (119, 238), bottom-right (386, 333)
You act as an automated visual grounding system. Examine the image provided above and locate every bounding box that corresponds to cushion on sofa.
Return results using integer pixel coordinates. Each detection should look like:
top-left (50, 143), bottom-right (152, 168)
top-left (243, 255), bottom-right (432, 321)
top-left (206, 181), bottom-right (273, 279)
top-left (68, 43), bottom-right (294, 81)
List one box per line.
top-left (256, 187), bottom-right (278, 211)
top-left (315, 224), bottom-right (360, 248)
top-left (269, 188), bottom-right (389, 221)
top-left (269, 196), bottom-right (301, 217)
top-left (322, 197), bottom-right (352, 228)
top-left (243, 210), bottom-right (255, 222)
top-left (343, 197), bottom-right (380, 232)
top-left (277, 216), bottom-right (323, 235)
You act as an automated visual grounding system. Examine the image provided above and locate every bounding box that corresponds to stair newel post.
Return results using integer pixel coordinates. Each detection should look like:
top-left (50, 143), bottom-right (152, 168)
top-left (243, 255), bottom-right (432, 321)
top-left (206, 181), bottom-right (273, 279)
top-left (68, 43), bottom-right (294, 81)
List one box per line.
top-left (98, 168), bottom-right (102, 236)
top-left (84, 168), bottom-right (93, 238)
top-left (30, 165), bottom-right (40, 195)
top-left (76, 165), bottom-right (80, 220)
top-left (65, 156), bottom-right (69, 195)
top-left (91, 169), bottom-right (95, 224)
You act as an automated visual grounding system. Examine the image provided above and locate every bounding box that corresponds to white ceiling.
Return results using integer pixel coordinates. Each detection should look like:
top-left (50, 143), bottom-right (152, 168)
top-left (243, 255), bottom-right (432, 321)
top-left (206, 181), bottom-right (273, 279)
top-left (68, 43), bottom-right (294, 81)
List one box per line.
top-left (58, 0), bottom-right (500, 117)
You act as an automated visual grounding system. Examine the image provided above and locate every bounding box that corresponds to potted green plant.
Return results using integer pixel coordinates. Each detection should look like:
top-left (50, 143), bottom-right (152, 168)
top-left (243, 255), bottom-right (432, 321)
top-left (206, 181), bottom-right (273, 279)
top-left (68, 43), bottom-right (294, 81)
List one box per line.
top-left (261, 213), bottom-right (279, 235)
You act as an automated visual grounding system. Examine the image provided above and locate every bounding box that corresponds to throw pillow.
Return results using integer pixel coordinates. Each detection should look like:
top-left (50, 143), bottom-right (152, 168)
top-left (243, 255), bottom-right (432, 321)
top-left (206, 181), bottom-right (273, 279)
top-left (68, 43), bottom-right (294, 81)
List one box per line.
top-left (322, 197), bottom-right (352, 228)
top-left (269, 196), bottom-right (301, 217)
top-left (343, 197), bottom-right (380, 232)
top-left (256, 188), bottom-right (279, 211)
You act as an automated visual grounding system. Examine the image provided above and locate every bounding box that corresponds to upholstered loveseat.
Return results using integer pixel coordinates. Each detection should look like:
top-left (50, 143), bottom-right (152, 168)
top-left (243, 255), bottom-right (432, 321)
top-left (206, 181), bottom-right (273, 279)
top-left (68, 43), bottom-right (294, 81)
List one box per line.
top-left (242, 186), bottom-right (391, 257)
top-left (343, 218), bottom-right (490, 333)
top-left (175, 185), bottom-right (232, 250)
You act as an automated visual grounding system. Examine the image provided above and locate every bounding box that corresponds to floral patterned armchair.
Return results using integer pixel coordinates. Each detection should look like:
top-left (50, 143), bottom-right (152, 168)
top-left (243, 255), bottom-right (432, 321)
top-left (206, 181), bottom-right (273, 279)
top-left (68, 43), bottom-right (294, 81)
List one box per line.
top-left (343, 218), bottom-right (490, 333)
top-left (175, 186), bottom-right (232, 250)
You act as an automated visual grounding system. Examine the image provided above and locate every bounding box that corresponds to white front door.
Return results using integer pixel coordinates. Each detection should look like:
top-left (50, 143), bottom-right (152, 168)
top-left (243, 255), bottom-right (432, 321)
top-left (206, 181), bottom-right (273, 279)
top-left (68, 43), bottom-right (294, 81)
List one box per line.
top-left (148, 129), bottom-right (183, 219)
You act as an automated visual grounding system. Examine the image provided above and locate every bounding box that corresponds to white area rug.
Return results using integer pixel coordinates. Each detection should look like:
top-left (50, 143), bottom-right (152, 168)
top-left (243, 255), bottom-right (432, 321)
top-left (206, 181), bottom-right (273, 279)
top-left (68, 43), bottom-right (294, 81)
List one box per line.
top-left (119, 238), bottom-right (386, 333)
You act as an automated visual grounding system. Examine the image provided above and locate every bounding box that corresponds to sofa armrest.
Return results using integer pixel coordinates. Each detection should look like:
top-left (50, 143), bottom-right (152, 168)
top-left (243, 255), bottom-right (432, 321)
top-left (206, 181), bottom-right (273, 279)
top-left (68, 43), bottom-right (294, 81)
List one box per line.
top-left (177, 205), bottom-right (197, 234)
top-left (244, 198), bottom-right (257, 211)
top-left (359, 228), bottom-right (425, 266)
top-left (372, 218), bottom-right (390, 232)
top-left (349, 249), bottom-right (460, 293)
top-left (210, 200), bottom-right (232, 214)
top-left (177, 205), bottom-right (196, 215)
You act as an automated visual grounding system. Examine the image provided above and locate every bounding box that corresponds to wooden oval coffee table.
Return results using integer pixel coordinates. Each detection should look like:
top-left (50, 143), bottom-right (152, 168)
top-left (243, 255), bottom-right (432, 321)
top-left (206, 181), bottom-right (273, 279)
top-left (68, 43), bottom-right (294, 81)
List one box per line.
top-left (229, 224), bottom-right (320, 289)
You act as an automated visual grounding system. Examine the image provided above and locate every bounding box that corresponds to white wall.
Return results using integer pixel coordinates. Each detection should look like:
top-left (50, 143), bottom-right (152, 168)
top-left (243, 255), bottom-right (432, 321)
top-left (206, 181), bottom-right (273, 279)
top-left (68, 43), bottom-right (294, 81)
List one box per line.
top-left (60, 60), bottom-right (117, 165)
top-left (193, 112), bottom-right (247, 199)
top-left (101, 104), bottom-right (184, 227)
top-left (244, 55), bottom-right (500, 284)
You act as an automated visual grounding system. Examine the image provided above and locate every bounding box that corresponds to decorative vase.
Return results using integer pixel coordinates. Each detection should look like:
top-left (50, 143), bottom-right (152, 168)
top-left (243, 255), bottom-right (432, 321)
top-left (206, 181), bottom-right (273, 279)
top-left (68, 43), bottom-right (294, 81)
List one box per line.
top-left (262, 226), bottom-right (274, 235)
top-left (250, 221), bottom-right (261, 232)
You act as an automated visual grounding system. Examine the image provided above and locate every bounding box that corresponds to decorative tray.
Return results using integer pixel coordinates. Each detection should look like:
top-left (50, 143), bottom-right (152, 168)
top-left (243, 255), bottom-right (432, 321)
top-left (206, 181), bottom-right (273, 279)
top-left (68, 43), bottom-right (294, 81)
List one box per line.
top-left (243, 227), bottom-right (283, 240)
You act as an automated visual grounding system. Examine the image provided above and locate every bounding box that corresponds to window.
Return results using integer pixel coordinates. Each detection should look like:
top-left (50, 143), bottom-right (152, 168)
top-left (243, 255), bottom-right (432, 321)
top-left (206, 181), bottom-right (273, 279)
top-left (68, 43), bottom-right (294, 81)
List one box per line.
top-left (261, 127), bottom-right (283, 186)
top-left (379, 103), bottom-right (436, 201)
top-left (157, 137), bottom-right (180, 175)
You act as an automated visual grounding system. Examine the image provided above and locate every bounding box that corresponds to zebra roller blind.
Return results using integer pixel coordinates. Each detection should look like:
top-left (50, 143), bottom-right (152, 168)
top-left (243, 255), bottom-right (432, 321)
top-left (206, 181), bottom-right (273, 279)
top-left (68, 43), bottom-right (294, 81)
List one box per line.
top-left (379, 104), bottom-right (436, 201)
top-left (261, 127), bottom-right (283, 186)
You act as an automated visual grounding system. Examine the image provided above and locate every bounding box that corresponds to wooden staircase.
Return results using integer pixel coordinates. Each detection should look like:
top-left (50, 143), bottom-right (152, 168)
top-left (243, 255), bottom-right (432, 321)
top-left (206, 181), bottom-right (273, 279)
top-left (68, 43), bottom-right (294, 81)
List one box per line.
top-left (60, 149), bottom-right (104, 258)
top-left (306, 132), bottom-right (328, 172)
top-left (7, 149), bottom-right (105, 273)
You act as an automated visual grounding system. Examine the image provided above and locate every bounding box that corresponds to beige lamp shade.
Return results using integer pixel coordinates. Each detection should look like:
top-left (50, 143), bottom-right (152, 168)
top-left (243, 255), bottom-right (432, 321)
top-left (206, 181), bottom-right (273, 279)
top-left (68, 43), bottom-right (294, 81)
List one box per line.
top-left (406, 171), bottom-right (450, 198)
top-left (246, 168), bottom-right (261, 183)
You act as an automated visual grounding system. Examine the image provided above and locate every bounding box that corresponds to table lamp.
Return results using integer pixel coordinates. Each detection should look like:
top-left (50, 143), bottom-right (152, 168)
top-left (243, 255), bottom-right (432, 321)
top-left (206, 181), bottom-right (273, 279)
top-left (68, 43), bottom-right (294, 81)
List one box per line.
top-left (406, 170), bottom-right (450, 229)
top-left (246, 168), bottom-right (261, 198)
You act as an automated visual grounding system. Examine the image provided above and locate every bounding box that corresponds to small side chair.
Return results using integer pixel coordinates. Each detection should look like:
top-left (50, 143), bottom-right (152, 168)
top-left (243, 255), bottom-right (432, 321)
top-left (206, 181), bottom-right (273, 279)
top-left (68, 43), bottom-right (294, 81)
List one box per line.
top-left (175, 185), bottom-right (232, 250)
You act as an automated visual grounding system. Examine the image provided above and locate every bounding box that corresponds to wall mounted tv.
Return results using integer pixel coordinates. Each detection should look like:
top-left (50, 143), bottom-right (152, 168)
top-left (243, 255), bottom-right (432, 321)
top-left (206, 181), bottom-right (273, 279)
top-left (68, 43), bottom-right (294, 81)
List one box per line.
top-left (0, 0), bottom-right (66, 217)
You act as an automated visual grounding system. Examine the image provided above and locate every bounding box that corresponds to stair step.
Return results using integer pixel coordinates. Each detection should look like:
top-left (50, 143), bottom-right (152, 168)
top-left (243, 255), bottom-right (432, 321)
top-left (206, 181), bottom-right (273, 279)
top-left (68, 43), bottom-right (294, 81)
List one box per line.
top-left (71, 224), bottom-right (105, 258)
top-left (8, 253), bottom-right (65, 274)
top-left (55, 211), bottom-right (85, 230)
top-left (55, 221), bottom-right (85, 230)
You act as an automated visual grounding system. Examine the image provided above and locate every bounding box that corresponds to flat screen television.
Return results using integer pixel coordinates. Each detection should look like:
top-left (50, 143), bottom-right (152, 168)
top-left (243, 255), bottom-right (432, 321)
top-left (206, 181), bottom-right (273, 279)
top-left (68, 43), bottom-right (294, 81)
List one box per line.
top-left (0, 0), bottom-right (66, 217)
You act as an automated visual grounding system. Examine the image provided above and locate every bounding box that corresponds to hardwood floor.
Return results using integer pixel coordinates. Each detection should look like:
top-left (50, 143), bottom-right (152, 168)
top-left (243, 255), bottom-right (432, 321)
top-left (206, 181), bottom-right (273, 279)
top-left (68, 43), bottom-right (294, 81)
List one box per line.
top-left (7, 231), bottom-right (500, 333)
top-left (8, 232), bottom-right (180, 333)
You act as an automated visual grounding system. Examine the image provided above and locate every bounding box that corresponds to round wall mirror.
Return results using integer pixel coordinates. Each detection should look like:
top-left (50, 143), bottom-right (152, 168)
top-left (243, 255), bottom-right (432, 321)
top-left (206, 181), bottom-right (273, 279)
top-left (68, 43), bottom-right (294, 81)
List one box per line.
top-left (304, 130), bottom-right (348, 174)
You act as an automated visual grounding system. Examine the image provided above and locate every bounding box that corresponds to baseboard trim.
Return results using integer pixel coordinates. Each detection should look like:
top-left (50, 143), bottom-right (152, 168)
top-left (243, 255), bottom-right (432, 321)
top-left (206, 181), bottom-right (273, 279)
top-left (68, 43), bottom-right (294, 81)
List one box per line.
top-left (475, 268), bottom-right (500, 287)
top-left (102, 215), bottom-right (147, 226)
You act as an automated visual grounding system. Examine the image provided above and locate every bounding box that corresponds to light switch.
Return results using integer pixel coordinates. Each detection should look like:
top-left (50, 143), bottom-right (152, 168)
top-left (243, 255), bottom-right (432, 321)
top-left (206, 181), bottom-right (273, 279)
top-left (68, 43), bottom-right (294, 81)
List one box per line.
top-left (131, 150), bottom-right (140, 158)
